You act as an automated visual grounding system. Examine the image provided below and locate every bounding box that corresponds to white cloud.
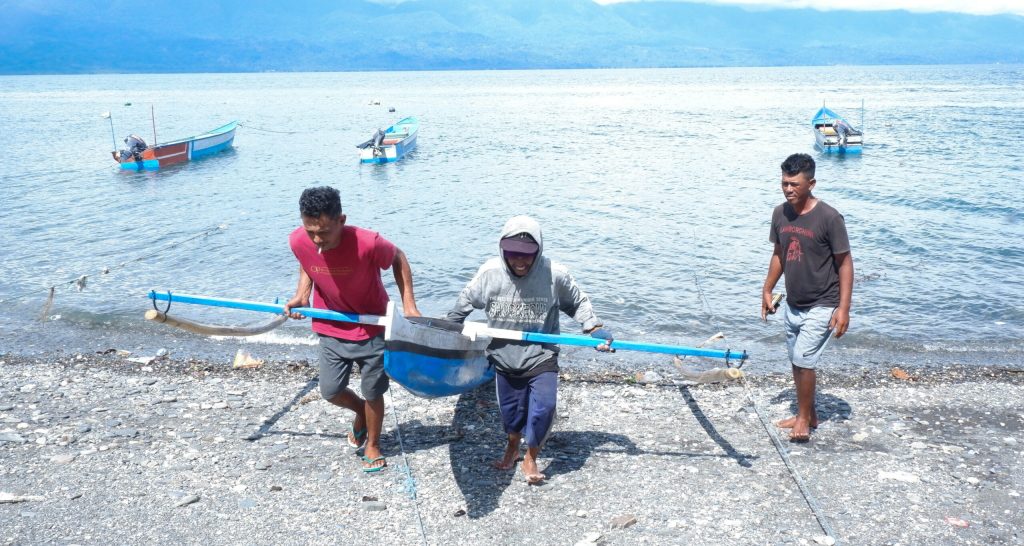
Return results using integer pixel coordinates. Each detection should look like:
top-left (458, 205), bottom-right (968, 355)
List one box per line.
top-left (592, 0), bottom-right (1024, 17)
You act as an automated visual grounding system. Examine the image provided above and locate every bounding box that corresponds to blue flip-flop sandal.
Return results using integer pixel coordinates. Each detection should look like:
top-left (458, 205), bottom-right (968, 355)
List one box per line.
top-left (348, 426), bottom-right (367, 449)
top-left (361, 455), bottom-right (387, 473)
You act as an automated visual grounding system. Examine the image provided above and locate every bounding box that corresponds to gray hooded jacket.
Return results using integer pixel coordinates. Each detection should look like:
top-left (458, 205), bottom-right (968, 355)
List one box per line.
top-left (444, 216), bottom-right (601, 376)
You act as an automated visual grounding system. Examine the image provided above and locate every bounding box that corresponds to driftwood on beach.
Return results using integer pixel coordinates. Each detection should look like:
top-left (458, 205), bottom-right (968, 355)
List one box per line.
top-left (144, 310), bottom-right (287, 337)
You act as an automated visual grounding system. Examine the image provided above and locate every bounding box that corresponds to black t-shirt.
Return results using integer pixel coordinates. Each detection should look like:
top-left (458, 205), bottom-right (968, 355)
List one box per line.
top-left (769, 200), bottom-right (851, 309)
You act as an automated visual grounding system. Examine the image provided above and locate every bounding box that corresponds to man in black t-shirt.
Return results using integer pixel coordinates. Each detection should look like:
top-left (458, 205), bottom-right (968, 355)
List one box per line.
top-left (761, 153), bottom-right (854, 442)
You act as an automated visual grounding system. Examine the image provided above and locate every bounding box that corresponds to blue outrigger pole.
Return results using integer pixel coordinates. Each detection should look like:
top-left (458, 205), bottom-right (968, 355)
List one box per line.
top-left (147, 291), bottom-right (747, 363)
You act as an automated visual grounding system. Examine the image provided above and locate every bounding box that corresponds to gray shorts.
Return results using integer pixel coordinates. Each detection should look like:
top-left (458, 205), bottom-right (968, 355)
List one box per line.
top-left (783, 304), bottom-right (836, 369)
top-left (317, 334), bottom-right (388, 401)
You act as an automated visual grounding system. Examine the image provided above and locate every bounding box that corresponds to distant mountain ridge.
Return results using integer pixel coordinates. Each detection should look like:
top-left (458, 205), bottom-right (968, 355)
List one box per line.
top-left (1, 0), bottom-right (1022, 74)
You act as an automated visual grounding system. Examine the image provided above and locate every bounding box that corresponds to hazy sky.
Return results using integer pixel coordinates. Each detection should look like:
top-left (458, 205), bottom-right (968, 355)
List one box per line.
top-left (593, 0), bottom-right (1024, 17)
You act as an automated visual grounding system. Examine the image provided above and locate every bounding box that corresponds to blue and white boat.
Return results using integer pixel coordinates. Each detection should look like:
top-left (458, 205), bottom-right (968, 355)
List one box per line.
top-left (357, 117), bottom-right (418, 164)
top-left (112, 121), bottom-right (237, 170)
top-left (811, 106), bottom-right (862, 154)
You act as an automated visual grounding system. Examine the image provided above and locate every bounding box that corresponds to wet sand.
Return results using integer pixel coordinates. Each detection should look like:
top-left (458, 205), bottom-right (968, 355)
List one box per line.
top-left (1, 353), bottom-right (1022, 545)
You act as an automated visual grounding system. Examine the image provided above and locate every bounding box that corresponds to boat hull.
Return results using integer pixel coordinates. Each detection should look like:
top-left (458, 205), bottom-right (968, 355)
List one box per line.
top-left (358, 117), bottom-right (418, 164)
top-left (811, 107), bottom-right (863, 154)
top-left (814, 131), bottom-right (862, 154)
top-left (384, 313), bottom-right (493, 399)
top-left (117, 121), bottom-right (237, 171)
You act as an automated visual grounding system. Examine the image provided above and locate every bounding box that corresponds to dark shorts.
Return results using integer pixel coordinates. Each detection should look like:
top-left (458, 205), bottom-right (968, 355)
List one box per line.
top-left (495, 370), bottom-right (558, 448)
top-left (317, 334), bottom-right (388, 401)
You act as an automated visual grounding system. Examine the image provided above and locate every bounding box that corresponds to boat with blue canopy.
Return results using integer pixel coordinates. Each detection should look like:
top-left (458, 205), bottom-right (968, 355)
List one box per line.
top-left (811, 106), bottom-right (862, 154)
top-left (357, 117), bottom-right (418, 164)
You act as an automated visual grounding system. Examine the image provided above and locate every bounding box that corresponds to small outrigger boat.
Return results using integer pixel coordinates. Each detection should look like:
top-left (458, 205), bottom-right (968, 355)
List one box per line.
top-left (811, 106), bottom-right (862, 154)
top-left (384, 313), bottom-right (494, 398)
top-left (146, 291), bottom-right (747, 398)
top-left (357, 117), bottom-right (418, 164)
top-left (111, 121), bottom-right (237, 171)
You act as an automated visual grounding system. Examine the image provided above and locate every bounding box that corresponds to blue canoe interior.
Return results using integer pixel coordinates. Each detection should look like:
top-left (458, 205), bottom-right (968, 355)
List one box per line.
top-left (383, 315), bottom-right (494, 399)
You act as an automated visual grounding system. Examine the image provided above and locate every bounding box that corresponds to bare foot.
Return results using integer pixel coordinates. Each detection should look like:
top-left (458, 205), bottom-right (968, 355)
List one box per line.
top-left (492, 442), bottom-right (520, 470)
top-left (787, 417), bottom-right (814, 442)
top-left (776, 415), bottom-right (818, 430)
top-left (521, 454), bottom-right (544, 484)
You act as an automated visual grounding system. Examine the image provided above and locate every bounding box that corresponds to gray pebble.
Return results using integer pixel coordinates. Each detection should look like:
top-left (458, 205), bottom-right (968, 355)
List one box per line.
top-left (237, 498), bottom-right (257, 509)
top-left (362, 501), bottom-right (387, 511)
top-left (0, 432), bottom-right (27, 444)
top-left (610, 514), bottom-right (637, 529)
top-left (266, 444), bottom-right (289, 454)
top-left (175, 494), bottom-right (200, 507)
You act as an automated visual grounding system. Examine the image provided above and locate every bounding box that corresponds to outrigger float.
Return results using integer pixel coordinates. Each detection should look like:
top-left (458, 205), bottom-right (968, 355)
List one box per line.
top-left (146, 291), bottom-right (747, 398)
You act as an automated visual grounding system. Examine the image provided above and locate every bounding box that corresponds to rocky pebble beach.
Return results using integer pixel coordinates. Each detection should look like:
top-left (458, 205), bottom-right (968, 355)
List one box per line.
top-left (1, 352), bottom-right (1022, 545)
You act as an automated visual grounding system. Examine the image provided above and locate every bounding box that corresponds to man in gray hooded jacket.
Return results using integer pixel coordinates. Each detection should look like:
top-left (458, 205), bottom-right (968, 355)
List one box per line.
top-left (445, 215), bottom-right (613, 484)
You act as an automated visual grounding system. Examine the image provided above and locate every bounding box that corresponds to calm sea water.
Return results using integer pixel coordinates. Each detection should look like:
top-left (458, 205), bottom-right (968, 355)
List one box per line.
top-left (1, 66), bottom-right (1022, 373)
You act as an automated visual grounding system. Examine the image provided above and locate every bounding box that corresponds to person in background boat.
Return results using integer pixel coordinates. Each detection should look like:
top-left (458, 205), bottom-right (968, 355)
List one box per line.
top-left (761, 153), bottom-right (853, 442)
top-left (445, 215), bottom-right (613, 484)
top-left (283, 185), bottom-right (421, 473)
top-left (120, 134), bottom-right (147, 162)
top-left (833, 118), bottom-right (852, 146)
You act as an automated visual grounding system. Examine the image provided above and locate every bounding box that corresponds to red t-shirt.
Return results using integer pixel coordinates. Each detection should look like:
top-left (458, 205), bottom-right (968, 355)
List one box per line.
top-left (289, 225), bottom-right (397, 340)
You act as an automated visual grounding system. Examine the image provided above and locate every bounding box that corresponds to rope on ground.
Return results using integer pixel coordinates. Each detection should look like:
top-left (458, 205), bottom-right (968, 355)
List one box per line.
top-left (693, 269), bottom-right (725, 335)
top-left (690, 254), bottom-right (839, 542)
top-left (388, 389), bottom-right (429, 546)
top-left (739, 377), bottom-right (839, 543)
top-left (238, 122), bottom-right (297, 135)
top-left (0, 223), bottom-right (228, 311)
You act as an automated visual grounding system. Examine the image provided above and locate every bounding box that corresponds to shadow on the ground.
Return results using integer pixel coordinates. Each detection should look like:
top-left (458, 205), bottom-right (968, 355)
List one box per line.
top-left (679, 385), bottom-right (757, 468)
top-left (769, 388), bottom-right (853, 425)
top-left (243, 376), bottom-right (320, 442)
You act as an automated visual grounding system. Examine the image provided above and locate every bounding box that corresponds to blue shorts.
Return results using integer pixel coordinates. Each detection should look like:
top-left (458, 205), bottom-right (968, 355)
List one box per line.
top-left (317, 334), bottom-right (388, 401)
top-left (495, 370), bottom-right (558, 449)
top-left (783, 304), bottom-right (836, 369)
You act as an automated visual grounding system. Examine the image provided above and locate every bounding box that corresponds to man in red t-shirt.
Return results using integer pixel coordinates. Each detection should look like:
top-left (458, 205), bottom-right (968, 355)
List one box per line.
top-left (283, 186), bottom-right (420, 473)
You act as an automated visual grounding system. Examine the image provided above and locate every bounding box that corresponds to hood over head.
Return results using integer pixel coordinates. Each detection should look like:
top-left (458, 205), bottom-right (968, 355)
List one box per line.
top-left (499, 216), bottom-right (543, 275)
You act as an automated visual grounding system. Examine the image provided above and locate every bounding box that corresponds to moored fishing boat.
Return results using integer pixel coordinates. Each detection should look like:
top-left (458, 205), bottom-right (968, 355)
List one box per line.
top-left (357, 117), bottom-right (418, 164)
top-left (111, 121), bottom-right (238, 171)
top-left (811, 106), bottom-right (862, 154)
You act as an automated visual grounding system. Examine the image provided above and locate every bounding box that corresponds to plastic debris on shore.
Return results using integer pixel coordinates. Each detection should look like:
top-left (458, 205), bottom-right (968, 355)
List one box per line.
top-left (233, 349), bottom-right (263, 369)
top-left (944, 516), bottom-right (970, 528)
top-left (891, 367), bottom-right (916, 381)
top-left (877, 470), bottom-right (921, 483)
top-left (671, 356), bottom-right (745, 383)
top-left (0, 492), bottom-right (44, 503)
